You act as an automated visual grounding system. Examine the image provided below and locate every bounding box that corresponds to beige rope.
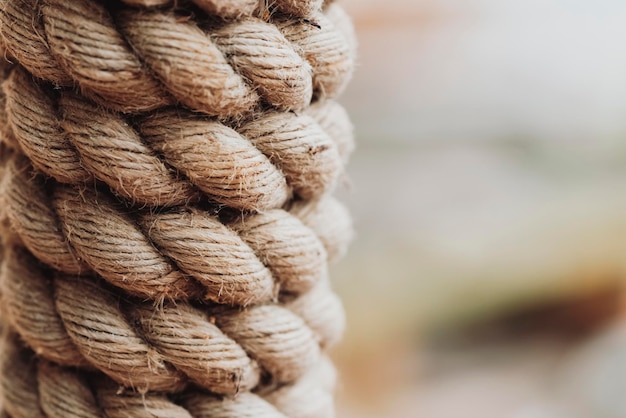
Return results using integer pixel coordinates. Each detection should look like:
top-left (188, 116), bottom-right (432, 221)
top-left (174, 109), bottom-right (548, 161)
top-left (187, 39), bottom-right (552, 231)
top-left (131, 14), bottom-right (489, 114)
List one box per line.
top-left (0, 157), bottom-right (89, 276)
top-left (4, 67), bottom-right (351, 209)
top-left (122, 0), bottom-right (324, 22)
top-left (1, 159), bottom-right (351, 302)
top-left (0, 0), bottom-right (355, 416)
top-left (0, 334), bottom-right (46, 418)
top-left (0, 0), bottom-right (353, 115)
top-left (1, 241), bottom-right (344, 392)
top-left (1, 335), bottom-right (338, 418)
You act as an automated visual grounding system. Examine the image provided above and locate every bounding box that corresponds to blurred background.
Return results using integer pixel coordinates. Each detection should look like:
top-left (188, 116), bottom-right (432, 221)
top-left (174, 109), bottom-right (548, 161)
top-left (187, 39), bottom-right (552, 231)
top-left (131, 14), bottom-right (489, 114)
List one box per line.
top-left (332, 0), bottom-right (626, 416)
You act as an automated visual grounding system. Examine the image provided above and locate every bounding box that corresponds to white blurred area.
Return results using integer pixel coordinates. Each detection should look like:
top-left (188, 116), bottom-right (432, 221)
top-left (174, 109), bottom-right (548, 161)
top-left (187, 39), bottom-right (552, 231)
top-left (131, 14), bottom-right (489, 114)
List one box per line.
top-left (333, 1), bottom-right (626, 417)
top-left (344, 0), bottom-right (626, 146)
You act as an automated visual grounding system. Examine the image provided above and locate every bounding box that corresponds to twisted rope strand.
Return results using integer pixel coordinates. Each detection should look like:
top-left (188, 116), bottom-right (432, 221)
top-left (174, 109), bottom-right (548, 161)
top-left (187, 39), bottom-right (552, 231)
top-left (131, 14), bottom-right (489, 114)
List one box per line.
top-left (277, 10), bottom-right (353, 99)
top-left (137, 110), bottom-right (291, 211)
top-left (129, 302), bottom-right (261, 394)
top-left (0, 157), bottom-right (89, 275)
top-left (0, 0), bottom-right (72, 87)
top-left (4, 68), bottom-right (349, 209)
top-left (55, 184), bottom-right (327, 303)
top-left (2, 156), bottom-right (350, 302)
top-left (139, 207), bottom-right (277, 305)
top-left (37, 361), bottom-right (101, 418)
top-left (214, 304), bottom-right (320, 384)
top-left (182, 392), bottom-right (287, 418)
top-left (0, 246), bottom-right (89, 368)
top-left (0, 0), bottom-right (353, 116)
top-left (325, 2), bottom-right (358, 62)
top-left (3, 68), bottom-right (92, 185)
top-left (59, 92), bottom-right (202, 208)
top-left (1, 242), bottom-right (341, 394)
top-left (96, 379), bottom-right (192, 418)
top-left (53, 185), bottom-right (203, 301)
top-left (114, 7), bottom-right (259, 116)
top-left (238, 110), bottom-right (342, 200)
top-left (305, 99), bottom-right (355, 164)
top-left (263, 355), bottom-right (336, 418)
top-left (289, 196), bottom-right (353, 264)
top-left (109, 357), bottom-right (337, 418)
top-left (210, 17), bottom-right (313, 110)
top-left (7, 345), bottom-right (192, 418)
top-left (284, 279), bottom-right (345, 349)
top-left (3, 336), bottom-right (334, 418)
top-left (0, 45), bottom-right (16, 152)
top-left (38, 358), bottom-right (337, 418)
top-left (55, 277), bottom-right (320, 394)
top-left (0, 0), bottom-right (356, 413)
top-left (95, 378), bottom-right (192, 418)
top-left (0, 333), bottom-right (46, 418)
top-left (229, 209), bottom-right (328, 294)
top-left (41, 0), bottom-right (173, 113)
top-left (121, 0), bottom-right (323, 22)
top-left (54, 274), bottom-right (189, 393)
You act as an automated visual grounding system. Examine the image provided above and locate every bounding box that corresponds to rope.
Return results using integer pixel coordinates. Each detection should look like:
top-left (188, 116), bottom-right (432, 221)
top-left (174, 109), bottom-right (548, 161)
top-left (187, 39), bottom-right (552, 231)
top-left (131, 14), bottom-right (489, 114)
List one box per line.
top-left (2, 159), bottom-right (352, 301)
top-left (4, 67), bottom-right (350, 209)
top-left (0, 0), bottom-right (354, 115)
top-left (1, 334), bottom-right (338, 418)
top-left (0, 0), bottom-right (355, 416)
top-left (1, 243), bottom-right (345, 389)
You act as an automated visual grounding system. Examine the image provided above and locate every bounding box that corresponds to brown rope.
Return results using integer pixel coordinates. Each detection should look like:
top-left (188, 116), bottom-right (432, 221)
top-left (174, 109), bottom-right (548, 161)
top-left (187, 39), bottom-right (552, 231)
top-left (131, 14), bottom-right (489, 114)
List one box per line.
top-left (0, 0), bottom-right (355, 416)
top-left (0, 0), bottom-right (353, 115)
top-left (2, 159), bottom-right (351, 301)
top-left (122, 0), bottom-right (325, 22)
top-left (0, 238), bottom-right (346, 406)
top-left (1, 334), bottom-right (338, 418)
top-left (4, 67), bottom-right (351, 210)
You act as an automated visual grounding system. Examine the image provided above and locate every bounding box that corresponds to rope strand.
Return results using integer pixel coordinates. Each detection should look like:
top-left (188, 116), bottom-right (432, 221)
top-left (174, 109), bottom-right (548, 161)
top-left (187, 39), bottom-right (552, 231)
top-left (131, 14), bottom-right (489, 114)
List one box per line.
top-left (1, 240), bottom-right (344, 393)
top-left (4, 67), bottom-right (350, 209)
top-left (0, 0), bottom-right (355, 415)
top-left (0, 0), bottom-right (354, 116)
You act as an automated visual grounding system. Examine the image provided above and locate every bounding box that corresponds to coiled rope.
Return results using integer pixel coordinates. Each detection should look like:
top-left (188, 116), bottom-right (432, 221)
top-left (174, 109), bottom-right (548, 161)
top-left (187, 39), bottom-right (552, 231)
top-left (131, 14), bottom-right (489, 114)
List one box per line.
top-left (0, 0), bottom-right (355, 417)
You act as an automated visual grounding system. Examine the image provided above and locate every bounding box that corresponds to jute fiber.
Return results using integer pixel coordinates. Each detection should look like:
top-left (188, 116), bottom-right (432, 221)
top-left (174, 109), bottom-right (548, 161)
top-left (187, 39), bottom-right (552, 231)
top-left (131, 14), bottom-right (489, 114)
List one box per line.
top-left (0, 0), bottom-right (355, 417)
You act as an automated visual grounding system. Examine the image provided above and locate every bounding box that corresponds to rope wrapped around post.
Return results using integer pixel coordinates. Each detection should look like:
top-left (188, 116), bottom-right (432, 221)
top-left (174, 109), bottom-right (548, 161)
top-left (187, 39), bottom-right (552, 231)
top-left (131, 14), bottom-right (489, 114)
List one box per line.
top-left (0, 0), bottom-right (356, 417)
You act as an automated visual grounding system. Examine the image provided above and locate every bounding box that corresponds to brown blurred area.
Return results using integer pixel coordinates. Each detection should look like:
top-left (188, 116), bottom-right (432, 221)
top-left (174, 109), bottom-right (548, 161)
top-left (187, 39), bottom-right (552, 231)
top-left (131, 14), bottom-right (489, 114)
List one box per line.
top-left (333, 0), bottom-right (626, 416)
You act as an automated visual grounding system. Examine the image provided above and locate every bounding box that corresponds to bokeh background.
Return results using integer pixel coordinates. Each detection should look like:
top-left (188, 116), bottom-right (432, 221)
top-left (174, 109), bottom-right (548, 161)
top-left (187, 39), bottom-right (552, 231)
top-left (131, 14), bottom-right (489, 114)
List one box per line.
top-left (332, 1), bottom-right (626, 416)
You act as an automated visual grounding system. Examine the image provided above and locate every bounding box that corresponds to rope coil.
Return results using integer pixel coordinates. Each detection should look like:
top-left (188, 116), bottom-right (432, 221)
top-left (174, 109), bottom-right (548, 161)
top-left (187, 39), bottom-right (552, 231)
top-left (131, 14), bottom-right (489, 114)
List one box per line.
top-left (0, 0), bottom-right (355, 416)
top-left (0, 0), bottom-right (354, 115)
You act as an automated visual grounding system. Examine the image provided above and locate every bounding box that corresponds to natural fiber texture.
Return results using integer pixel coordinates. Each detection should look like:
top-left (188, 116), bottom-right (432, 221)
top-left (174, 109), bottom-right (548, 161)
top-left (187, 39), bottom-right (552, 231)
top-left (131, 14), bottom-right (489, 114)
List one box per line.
top-left (0, 157), bottom-right (89, 276)
top-left (1, 158), bottom-right (351, 302)
top-left (121, 0), bottom-right (323, 23)
top-left (3, 67), bottom-right (351, 209)
top-left (0, 0), bottom-right (353, 116)
top-left (1, 335), bottom-right (338, 418)
top-left (0, 0), bottom-right (356, 416)
top-left (0, 239), bottom-right (345, 392)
